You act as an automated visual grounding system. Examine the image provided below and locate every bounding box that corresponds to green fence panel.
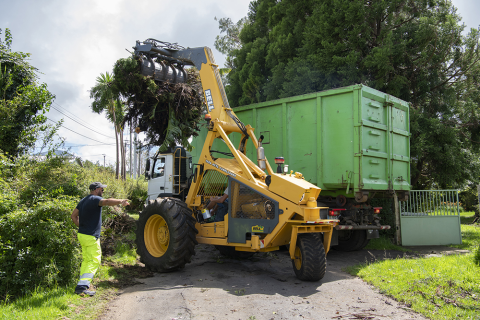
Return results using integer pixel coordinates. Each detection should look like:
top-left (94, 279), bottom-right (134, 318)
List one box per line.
top-left (400, 190), bottom-right (462, 246)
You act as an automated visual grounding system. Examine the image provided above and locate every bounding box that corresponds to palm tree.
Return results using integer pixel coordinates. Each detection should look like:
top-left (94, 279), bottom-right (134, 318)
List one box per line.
top-left (89, 72), bottom-right (121, 179)
top-left (113, 99), bottom-right (127, 180)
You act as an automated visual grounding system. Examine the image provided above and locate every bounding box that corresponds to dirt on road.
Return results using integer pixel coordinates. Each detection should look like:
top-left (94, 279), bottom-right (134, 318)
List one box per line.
top-left (98, 245), bottom-right (466, 320)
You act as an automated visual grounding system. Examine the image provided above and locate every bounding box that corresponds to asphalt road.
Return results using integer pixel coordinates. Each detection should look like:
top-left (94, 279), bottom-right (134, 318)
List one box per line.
top-left (96, 244), bottom-right (463, 320)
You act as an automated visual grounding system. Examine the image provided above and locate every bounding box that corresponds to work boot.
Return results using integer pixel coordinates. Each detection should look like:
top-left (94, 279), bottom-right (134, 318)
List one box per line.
top-left (74, 285), bottom-right (96, 296)
top-left (81, 289), bottom-right (96, 296)
top-left (74, 285), bottom-right (88, 294)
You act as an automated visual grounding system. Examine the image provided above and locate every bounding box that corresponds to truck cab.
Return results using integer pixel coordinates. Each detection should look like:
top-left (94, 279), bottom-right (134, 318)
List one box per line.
top-left (145, 146), bottom-right (193, 202)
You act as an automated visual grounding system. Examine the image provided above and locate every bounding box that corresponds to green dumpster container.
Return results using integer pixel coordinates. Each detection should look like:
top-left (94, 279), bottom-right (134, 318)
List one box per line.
top-left (191, 84), bottom-right (410, 200)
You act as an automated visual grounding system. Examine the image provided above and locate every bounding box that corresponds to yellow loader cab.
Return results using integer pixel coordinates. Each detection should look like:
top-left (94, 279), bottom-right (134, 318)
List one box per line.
top-left (134, 39), bottom-right (338, 281)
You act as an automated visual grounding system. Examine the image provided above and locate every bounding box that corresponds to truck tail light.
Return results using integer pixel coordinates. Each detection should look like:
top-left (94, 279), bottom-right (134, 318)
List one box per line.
top-left (373, 207), bottom-right (382, 214)
top-left (328, 208), bottom-right (346, 216)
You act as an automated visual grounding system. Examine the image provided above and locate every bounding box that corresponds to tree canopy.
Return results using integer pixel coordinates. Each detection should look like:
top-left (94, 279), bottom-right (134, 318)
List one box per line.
top-left (0, 28), bottom-right (55, 157)
top-left (102, 56), bottom-right (204, 152)
top-left (225, 0), bottom-right (480, 189)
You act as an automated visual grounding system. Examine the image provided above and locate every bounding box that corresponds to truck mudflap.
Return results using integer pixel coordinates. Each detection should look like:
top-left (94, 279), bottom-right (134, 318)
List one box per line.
top-left (336, 225), bottom-right (390, 230)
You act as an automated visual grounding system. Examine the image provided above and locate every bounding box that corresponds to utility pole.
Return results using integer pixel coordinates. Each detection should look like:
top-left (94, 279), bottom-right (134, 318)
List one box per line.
top-left (138, 142), bottom-right (142, 177)
top-left (133, 132), bottom-right (138, 179)
top-left (102, 154), bottom-right (106, 167)
top-left (129, 123), bottom-right (133, 178)
top-left (124, 140), bottom-right (127, 179)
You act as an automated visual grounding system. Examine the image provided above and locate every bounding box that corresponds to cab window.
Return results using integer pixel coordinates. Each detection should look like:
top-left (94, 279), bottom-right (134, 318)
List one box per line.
top-left (152, 157), bottom-right (165, 178)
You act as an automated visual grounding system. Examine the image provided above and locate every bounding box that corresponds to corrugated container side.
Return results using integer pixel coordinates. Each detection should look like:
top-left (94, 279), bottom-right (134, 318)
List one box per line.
top-left (191, 85), bottom-right (410, 196)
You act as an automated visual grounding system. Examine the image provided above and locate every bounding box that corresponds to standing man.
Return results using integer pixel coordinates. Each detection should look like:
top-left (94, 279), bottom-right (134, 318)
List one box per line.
top-left (71, 182), bottom-right (130, 296)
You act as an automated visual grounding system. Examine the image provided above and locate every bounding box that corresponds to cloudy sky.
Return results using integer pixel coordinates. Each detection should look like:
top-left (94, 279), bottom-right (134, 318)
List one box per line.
top-left (1, 0), bottom-right (479, 167)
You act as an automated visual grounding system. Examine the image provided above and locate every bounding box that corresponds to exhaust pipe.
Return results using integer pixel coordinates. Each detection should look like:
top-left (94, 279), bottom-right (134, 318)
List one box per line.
top-left (257, 135), bottom-right (266, 170)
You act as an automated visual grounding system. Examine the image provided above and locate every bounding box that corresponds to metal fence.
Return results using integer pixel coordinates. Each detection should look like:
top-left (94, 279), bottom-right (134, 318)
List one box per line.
top-left (399, 189), bottom-right (462, 246)
top-left (400, 190), bottom-right (460, 216)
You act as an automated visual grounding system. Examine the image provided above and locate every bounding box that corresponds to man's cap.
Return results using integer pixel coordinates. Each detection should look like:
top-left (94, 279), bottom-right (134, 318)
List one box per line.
top-left (89, 182), bottom-right (107, 190)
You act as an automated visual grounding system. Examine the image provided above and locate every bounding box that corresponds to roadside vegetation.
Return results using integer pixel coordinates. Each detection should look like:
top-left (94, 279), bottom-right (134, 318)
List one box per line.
top-left (347, 212), bottom-right (480, 319)
top-left (0, 153), bottom-right (148, 320)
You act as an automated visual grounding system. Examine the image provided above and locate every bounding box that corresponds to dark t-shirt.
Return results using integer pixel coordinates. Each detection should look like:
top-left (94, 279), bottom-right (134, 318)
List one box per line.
top-left (76, 194), bottom-right (103, 238)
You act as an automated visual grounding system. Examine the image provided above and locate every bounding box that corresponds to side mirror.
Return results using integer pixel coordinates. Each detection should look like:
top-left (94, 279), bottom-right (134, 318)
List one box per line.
top-left (145, 159), bottom-right (151, 180)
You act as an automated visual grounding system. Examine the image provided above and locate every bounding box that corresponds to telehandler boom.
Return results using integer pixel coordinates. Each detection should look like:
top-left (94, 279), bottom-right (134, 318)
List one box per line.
top-left (134, 39), bottom-right (337, 281)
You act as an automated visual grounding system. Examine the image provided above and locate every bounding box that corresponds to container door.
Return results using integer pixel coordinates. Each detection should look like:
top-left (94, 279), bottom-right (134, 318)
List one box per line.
top-left (389, 100), bottom-right (410, 190)
top-left (360, 94), bottom-right (389, 190)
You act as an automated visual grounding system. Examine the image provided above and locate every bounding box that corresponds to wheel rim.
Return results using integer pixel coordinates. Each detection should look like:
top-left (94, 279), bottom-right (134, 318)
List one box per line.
top-left (145, 214), bottom-right (169, 257)
top-left (293, 246), bottom-right (302, 270)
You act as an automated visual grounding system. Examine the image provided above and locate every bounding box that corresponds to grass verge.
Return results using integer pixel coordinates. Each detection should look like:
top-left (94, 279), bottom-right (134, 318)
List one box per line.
top-left (346, 221), bottom-right (480, 319)
top-left (460, 211), bottom-right (478, 224)
top-left (0, 212), bottom-right (149, 320)
top-left (364, 236), bottom-right (411, 252)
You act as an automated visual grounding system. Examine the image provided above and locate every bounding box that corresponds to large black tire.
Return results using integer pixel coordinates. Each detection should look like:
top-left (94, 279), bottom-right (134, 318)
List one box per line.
top-left (136, 198), bottom-right (198, 272)
top-left (333, 230), bottom-right (368, 252)
top-left (357, 237), bottom-right (370, 250)
top-left (215, 245), bottom-right (255, 259)
top-left (292, 234), bottom-right (326, 281)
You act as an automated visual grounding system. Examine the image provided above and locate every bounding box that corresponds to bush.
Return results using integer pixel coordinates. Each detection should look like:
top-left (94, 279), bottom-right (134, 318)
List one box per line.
top-left (475, 244), bottom-right (480, 267)
top-left (0, 153), bottom-right (148, 301)
top-left (0, 178), bottom-right (17, 216)
top-left (17, 157), bottom-right (85, 204)
top-left (125, 179), bottom-right (148, 211)
top-left (459, 184), bottom-right (479, 213)
top-left (0, 197), bottom-right (81, 300)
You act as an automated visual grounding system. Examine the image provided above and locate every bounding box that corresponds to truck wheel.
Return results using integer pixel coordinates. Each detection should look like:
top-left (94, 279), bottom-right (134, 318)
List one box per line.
top-left (136, 198), bottom-right (198, 272)
top-left (357, 237), bottom-right (370, 250)
top-left (292, 234), bottom-right (326, 281)
top-left (215, 245), bottom-right (255, 259)
top-left (333, 230), bottom-right (367, 251)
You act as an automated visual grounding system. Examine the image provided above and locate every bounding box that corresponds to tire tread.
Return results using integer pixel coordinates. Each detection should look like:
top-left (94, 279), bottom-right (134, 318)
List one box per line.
top-left (135, 198), bottom-right (197, 272)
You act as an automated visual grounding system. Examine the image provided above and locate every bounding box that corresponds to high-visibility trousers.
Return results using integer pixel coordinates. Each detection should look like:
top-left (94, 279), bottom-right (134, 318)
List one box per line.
top-left (76, 233), bottom-right (101, 287)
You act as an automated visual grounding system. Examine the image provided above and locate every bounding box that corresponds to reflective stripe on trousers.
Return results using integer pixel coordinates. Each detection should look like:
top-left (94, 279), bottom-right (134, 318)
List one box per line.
top-left (77, 233), bottom-right (101, 287)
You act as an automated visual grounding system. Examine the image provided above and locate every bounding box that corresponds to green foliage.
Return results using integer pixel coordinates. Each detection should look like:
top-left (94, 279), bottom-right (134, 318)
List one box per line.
top-left (0, 176), bottom-right (16, 216)
top-left (214, 16), bottom-right (249, 69)
top-left (124, 180), bottom-right (148, 211)
top-left (0, 28), bottom-right (56, 157)
top-left (226, 0), bottom-right (480, 190)
top-left (459, 184), bottom-right (479, 212)
top-left (112, 56), bottom-right (204, 151)
top-left (0, 152), bottom-right (147, 301)
top-left (475, 244), bottom-right (480, 266)
top-left (364, 236), bottom-right (410, 252)
top-left (0, 197), bottom-right (81, 300)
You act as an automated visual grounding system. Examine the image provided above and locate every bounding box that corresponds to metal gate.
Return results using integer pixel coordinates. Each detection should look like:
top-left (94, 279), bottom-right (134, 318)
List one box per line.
top-left (400, 190), bottom-right (462, 246)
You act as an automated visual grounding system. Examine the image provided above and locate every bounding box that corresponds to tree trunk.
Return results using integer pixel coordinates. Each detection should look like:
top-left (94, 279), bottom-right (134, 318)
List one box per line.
top-left (114, 125), bottom-right (119, 179)
top-left (111, 106), bottom-right (119, 180)
top-left (129, 121), bottom-right (133, 178)
top-left (120, 128), bottom-right (126, 180)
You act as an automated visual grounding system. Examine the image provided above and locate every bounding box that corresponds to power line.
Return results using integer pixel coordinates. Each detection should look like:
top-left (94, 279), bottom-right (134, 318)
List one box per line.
top-left (32, 143), bottom-right (116, 149)
top-left (47, 118), bottom-right (111, 144)
top-left (89, 154), bottom-right (115, 157)
top-left (65, 143), bottom-right (117, 147)
top-left (53, 102), bottom-right (114, 134)
top-left (50, 104), bottom-right (116, 140)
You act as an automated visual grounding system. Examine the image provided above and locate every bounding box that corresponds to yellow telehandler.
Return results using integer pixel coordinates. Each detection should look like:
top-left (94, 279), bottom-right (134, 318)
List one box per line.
top-left (134, 39), bottom-right (337, 281)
